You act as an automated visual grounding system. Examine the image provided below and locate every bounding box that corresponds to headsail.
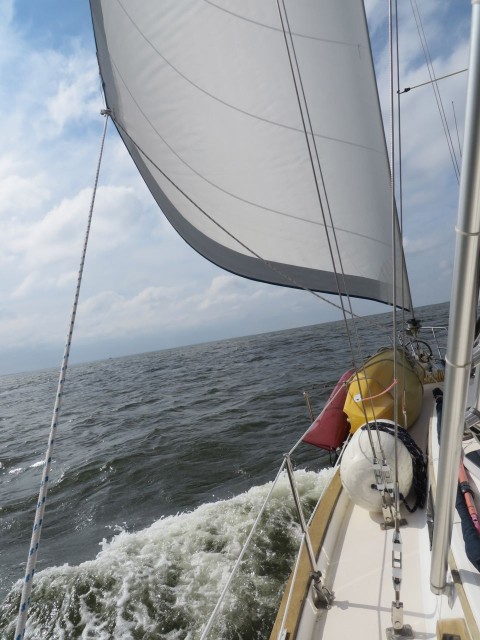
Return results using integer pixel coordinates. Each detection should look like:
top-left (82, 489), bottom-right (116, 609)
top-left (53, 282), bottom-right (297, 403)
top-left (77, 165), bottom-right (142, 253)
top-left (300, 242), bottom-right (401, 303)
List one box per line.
top-left (90, 0), bottom-right (411, 309)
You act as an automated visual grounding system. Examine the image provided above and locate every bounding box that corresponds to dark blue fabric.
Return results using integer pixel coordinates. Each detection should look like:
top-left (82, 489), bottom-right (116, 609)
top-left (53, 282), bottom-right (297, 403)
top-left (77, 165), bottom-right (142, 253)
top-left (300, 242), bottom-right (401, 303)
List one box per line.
top-left (455, 485), bottom-right (480, 571)
top-left (435, 390), bottom-right (480, 572)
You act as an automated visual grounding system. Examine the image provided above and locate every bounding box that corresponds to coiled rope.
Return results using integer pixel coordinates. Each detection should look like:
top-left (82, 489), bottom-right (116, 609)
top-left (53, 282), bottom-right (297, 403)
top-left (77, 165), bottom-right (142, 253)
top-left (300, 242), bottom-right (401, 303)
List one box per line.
top-left (14, 112), bottom-right (110, 640)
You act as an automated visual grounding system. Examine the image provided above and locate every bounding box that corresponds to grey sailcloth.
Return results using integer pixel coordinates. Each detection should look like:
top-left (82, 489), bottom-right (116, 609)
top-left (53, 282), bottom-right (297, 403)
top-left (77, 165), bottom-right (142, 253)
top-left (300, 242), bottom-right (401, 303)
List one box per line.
top-left (90, 0), bottom-right (411, 309)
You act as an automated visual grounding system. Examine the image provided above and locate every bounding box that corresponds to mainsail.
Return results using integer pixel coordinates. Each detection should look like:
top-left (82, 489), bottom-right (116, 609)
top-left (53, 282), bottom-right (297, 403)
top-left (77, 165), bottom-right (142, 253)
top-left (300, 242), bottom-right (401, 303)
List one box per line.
top-left (90, 0), bottom-right (411, 309)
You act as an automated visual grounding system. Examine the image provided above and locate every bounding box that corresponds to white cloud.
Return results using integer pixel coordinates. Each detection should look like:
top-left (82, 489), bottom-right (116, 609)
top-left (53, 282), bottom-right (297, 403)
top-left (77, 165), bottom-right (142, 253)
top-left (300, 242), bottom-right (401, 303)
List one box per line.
top-left (199, 275), bottom-right (252, 310)
top-left (0, 1), bottom-right (17, 64)
top-left (0, 172), bottom-right (51, 216)
top-left (11, 270), bottom-right (78, 299)
top-left (66, 277), bottom-right (296, 345)
top-left (45, 50), bottom-right (100, 134)
top-left (403, 234), bottom-right (442, 256)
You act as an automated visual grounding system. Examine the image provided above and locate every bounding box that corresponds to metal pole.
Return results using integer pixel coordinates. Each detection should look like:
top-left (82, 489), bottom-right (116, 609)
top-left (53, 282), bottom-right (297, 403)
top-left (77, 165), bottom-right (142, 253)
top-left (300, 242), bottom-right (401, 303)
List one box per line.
top-left (430, 1), bottom-right (480, 594)
top-left (284, 455), bottom-right (317, 571)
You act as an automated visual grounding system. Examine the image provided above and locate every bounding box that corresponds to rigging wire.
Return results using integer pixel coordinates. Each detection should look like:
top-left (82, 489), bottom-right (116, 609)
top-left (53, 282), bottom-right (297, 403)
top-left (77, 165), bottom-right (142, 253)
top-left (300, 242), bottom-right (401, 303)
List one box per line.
top-left (277, 0), bottom-right (368, 368)
top-left (389, 4), bottom-right (403, 624)
top-left (389, 0), bottom-right (400, 537)
top-left (275, 0), bottom-right (389, 446)
top-left (14, 113), bottom-right (110, 640)
top-left (409, 0), bottom-right (461, 182)
top-left (452, 100), bottom-right (463, 159)
top-left (398, 67), bottom-right (468, 93)
top-left (395, 0), bottom-right (409, 428)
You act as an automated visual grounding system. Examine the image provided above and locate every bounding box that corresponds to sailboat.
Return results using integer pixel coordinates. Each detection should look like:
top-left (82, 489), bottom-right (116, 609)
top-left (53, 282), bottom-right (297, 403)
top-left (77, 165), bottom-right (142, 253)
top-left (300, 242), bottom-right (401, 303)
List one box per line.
top-left (11, 0), bottom-right (480, 638)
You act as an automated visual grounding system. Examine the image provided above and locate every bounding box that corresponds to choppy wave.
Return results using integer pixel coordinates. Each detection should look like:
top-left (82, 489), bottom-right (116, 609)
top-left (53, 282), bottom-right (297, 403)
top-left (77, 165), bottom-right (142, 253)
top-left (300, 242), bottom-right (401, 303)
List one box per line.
top-left (0, 470), bottom-right (332, 639)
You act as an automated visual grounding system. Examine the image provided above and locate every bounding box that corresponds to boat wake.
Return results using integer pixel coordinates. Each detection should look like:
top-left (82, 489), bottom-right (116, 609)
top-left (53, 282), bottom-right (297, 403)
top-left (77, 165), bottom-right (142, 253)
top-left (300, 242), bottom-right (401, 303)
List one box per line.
top-left (0, 469), bottom-right (333, 639)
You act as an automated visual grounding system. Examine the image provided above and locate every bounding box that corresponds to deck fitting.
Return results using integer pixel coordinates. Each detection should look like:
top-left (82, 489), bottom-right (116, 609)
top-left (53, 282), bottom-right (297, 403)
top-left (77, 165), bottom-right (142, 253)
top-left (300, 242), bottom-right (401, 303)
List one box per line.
top-left (387, 600), bottom-right (414, 639)
top-left (386, 624), bottom-right (414, 639)
top-left (311, 572), bottom-right (334, 609)
top-left (381, 517), bottom-right (408, 531)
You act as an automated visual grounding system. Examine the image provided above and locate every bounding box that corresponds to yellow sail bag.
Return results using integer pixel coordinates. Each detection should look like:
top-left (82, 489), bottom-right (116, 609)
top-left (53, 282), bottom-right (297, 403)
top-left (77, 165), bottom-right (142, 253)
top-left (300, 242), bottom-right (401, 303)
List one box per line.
top-left (343, 348), bottom-right (424, 432)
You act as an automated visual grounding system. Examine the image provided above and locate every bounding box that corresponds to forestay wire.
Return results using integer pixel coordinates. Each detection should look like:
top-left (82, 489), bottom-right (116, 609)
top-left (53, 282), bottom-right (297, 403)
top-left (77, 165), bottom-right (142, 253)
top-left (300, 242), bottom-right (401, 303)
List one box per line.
top-left (14, 112), bottom-right (110, 640)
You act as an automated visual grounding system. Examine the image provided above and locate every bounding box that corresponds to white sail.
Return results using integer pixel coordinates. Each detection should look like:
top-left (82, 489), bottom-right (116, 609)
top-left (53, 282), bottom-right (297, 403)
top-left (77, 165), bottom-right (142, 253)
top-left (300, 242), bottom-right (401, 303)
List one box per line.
top-left (90, 0), bottom-right (411, 309)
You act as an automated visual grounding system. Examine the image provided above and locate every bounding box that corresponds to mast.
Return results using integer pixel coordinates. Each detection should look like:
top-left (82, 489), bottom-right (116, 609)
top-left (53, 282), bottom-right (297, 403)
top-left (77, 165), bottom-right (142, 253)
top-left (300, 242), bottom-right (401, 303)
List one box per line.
top-left (430, 0), bottom-right (480, 594)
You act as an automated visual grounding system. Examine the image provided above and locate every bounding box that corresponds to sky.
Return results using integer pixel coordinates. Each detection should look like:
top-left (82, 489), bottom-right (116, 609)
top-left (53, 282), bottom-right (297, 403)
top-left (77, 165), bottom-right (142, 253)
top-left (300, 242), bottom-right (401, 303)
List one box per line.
top-left (0, 0), bottom-right (472, 375)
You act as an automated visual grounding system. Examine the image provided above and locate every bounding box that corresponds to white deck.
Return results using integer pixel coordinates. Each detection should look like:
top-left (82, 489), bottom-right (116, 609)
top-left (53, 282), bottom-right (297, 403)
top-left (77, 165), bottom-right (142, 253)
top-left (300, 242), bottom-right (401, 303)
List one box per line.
top-left (314, 501), bottom-right (446, 638)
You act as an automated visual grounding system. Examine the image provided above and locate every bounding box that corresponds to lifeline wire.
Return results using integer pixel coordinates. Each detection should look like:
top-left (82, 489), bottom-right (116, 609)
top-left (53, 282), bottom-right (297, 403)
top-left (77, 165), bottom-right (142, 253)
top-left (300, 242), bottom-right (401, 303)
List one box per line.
top-left (14, 113), bottom-right (110, 640)
top-left (199, 459), bottom-right (287, 640)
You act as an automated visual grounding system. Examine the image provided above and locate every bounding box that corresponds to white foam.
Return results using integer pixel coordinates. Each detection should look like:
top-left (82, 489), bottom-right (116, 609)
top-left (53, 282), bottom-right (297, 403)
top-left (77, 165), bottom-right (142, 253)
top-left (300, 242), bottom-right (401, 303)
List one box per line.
top-left (3, 469), bottom-right (333, 639)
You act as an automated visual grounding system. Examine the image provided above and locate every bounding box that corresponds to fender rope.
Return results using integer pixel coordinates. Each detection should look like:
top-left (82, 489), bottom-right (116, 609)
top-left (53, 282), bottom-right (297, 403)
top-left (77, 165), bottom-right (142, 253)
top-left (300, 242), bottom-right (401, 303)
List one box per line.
top-left (359, 378), bottom-right (398, 402)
